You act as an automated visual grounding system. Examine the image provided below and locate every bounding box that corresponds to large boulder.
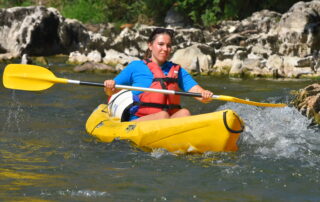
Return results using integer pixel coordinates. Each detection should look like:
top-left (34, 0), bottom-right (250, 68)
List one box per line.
top-left (170, 44), bottom-right (215, 73)
top-left (271, 1), bottom-right (320, 57)
top-left (103, 49), bottom-right (139, 71)
top-left (0, 6), bottom-right (110, 58)
top-left (0, 6), bottom-right (63, 56)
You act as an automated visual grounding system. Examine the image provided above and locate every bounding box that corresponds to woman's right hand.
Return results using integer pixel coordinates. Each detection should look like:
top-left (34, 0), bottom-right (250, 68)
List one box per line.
top-left (104, 80), bottom-right (116, 96)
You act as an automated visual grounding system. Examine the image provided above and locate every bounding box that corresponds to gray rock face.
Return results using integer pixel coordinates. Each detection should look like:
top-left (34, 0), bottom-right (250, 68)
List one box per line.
top-left (171, 44), bottom-right (215, 73)
top-left (0, 6), bottom-right (110, 58)
top-left (0, 6), bottom-right (63, 56)
top-left (273, 1), bottom-right (320, 57)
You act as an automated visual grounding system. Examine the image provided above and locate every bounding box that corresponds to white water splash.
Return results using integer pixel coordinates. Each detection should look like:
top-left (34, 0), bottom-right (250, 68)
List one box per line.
top-left (57, 189), bottom-right (110, 197)
top-left (2, 91), bottom-right (24, 133)
top-left (150, 148), bottom-right (172, 158)
top-left (218, 102), bottom-right (320, 166)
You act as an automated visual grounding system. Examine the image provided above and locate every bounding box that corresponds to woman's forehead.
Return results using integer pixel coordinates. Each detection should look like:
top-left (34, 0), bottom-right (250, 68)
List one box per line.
top-left (153, 33), bottom-right (172, 42)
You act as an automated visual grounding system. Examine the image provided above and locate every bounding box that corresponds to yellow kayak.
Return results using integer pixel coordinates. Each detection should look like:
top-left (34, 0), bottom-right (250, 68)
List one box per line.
top-left (85, 104), bottom-right (245, 154)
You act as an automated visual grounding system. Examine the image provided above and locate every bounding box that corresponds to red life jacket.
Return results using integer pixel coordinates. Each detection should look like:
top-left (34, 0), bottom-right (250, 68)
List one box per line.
top-left (135, 60), bottom-right (181, 117)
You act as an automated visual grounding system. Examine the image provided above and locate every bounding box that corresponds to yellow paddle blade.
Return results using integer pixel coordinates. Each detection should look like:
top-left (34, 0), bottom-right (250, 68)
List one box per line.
top-left (3, 64), bottom-right (69, 91)
top-left (213, 95), bottom-right (287, 107)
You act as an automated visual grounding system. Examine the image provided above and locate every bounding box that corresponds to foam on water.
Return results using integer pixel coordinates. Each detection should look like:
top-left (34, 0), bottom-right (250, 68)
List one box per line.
top-left (218, 101), bottom-right (320, 166)
top-left (56, 189), bottom-right (110, 197)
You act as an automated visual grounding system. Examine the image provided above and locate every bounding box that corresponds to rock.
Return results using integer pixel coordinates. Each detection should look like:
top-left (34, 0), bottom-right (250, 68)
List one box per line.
top-left (170, 44), bottom-right (215, 73)
top-left (229, 61), bottom-right (243, 76)
top-left (266, 54), bottom-right (284, 77)
top-left (241, 9), bottom-right (281, 34)
top-left (164, 6), bottom-right (189, 27)
top-left (0, 6), bottom-right (110, 58)
top-left (271, 0), bottom-right (320, 57)
top-left (292, 83), bottom-right (320, 124)
top-left (58, 18), bottom-right (90, 53)
top-left (295, 56), bottom-right (314, 67)
top-left (251, 44), bottom-right (272, 59)
top-left (0, 53), bottom-right (16, 62)
top-left (0, 6), bottom-right (63, 56)
top-left (68, 51), bottom-right (87, 64)
top-left (103, 49), bottom-right (139, 67)
top-left (87, 50), bottom-right (102, 63)
top-left (109, 26), bottom-right (148, 58)
top-left (282, 56), bottom-right (315, 78)
top-left (229, 50), bottom-right (248, 76)
top-left (216, 45), bottom-right (247, 60)
top-left (212, 59), bottom-right (233, 75)
top-left (242, 58), bottom-right (262, 72)
top-left (224, 33), bottom-right (246, 46)
top-left (174, 28), bottom-right (206, 47)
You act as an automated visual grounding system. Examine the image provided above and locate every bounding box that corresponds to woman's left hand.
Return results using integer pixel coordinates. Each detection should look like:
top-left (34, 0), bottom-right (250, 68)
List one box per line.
top-left (188, 85), bottom-right (213, 103)
top-left (201, 90), bottom-right (213, 103)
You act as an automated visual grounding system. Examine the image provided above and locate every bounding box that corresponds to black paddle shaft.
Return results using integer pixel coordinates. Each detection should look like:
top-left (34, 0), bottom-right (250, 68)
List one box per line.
top-left (80, 81), bottom-right (105, 87)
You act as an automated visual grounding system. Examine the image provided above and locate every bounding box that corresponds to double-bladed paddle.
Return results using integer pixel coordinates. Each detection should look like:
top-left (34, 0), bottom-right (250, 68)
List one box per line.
top-left (2, 64), bottom-right (287, 107)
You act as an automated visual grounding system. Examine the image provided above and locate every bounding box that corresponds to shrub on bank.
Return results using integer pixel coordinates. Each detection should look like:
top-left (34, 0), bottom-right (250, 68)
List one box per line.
top-left (0, 0), bottom-right (309, 27)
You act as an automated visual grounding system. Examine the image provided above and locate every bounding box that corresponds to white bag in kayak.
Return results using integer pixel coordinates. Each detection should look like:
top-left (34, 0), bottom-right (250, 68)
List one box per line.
top-left (108, 90), bottom-right (134, 121)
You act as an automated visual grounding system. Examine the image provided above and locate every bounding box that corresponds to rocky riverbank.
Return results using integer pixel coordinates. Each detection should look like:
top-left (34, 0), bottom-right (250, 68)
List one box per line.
top-left (0, 1), bottom-right (319, 124)
top-left (0, 1), bottom-right (320, 78)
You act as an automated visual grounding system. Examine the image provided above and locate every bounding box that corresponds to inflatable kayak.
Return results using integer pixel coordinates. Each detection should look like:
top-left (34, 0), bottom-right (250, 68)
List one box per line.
top-left (85, 104), bottom-right (245, 153)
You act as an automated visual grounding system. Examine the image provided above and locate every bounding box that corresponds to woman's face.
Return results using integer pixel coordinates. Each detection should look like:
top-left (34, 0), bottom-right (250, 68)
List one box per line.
top-left (148, 33), bottom-right (172, 65)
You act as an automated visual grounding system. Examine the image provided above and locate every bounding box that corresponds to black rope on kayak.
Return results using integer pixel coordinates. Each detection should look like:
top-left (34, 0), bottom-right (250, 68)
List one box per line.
top-left (89, 106), bottom-right (109, 135)
top-left (223, 111), bottom-right (244, 133)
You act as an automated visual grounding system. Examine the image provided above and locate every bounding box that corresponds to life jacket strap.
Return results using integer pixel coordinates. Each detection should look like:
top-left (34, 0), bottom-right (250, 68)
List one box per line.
top-left (153, 78), bottom-right (179, 83)
top-left (134, 102), bottom-right (181, 110)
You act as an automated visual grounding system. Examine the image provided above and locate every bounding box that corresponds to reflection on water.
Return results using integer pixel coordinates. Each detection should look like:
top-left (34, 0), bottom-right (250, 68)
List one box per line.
top-left (1, 62), bottom-right (320, 201)
top-left (0, 141), bottom-right (64, 201)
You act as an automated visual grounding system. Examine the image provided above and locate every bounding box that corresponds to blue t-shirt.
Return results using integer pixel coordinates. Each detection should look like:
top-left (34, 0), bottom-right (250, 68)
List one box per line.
top-left (114, 60), bottom-right (198, 121)
top-left (114, 60), bottom-right (198, 95)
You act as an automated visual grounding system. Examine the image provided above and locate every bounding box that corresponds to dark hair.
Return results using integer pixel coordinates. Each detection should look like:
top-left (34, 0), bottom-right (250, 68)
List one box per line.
top-left (144, 28), bottom-right (175, 59)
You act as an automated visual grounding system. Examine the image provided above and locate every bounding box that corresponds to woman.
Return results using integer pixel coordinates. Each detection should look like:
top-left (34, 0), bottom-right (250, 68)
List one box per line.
top-left (104, 28), bottom-right (213, 122)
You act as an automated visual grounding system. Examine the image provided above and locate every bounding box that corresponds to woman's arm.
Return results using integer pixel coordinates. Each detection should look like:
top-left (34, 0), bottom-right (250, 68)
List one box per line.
top-left (188, 85), bottom-right (213, 103)
top-left (103, 61), bottom-right (139, 97)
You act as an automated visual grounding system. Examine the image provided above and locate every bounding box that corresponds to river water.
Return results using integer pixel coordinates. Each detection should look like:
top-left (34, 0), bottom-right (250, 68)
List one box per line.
top-left (0, 60), bottom-right (319, 201)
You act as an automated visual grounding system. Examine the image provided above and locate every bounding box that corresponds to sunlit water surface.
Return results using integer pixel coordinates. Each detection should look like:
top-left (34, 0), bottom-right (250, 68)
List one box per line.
top-left (0, 61), bottom-right (319, 201)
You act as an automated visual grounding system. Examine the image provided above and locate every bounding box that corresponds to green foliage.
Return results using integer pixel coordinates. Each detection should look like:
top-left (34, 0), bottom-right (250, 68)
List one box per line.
top-left (61, 0), bottom-right (106, 23)
top-left (0, 0), bottom-right (311, 27)
top-left (102, 0), bottom-right (173, 25)
top-left (0, 0), bottom-right (33, 8)
top-left (175, 0), bottom-right (222, 26)
top-left (142, 0), bottom-right (174, 24)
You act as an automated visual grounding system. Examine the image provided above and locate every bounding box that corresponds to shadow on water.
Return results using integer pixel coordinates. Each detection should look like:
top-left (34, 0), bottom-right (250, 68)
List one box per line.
top-left (1, 61), bottom-right (320, 201)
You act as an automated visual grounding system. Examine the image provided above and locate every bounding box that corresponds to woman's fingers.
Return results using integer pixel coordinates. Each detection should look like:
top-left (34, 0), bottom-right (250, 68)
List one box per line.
top-left (104, 80), bottom-right (115, 88)
top-left (104, 80), bottom-right (116, 96)
top-left (201, 90), bottom-right (213, 103)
